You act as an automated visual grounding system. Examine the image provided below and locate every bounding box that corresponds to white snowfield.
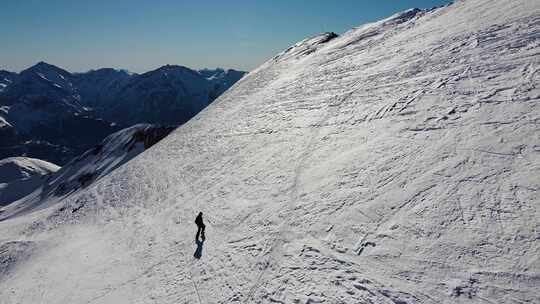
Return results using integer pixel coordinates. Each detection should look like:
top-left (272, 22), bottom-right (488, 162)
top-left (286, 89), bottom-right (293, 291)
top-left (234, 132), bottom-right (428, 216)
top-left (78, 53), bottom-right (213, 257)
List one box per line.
top-left (1, 0), bottom-right (539, 303)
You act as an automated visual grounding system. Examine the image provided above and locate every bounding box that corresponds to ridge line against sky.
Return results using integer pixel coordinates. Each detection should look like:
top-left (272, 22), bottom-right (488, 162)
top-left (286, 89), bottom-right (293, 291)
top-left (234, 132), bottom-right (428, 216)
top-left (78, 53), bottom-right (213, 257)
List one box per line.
top-left (0, 0), bottom-right (451, 73)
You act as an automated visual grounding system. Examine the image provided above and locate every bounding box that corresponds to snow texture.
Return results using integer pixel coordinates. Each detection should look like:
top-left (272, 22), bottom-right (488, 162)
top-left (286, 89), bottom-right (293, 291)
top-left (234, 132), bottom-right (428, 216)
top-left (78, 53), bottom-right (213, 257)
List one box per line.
top-left (0, 124), bottom-right (174, 219)
top-left (0, 0), bottom-right (539, 303)
top-left (0, 157), bottom-right (59, 184)
top-left (0, 157), bottom-right (59, 206)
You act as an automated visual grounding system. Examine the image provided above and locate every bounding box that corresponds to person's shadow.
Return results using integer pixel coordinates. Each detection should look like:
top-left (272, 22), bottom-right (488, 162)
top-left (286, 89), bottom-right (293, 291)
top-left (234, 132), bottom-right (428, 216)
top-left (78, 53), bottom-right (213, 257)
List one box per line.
top-left (194, 239), bottom-right (204, 259)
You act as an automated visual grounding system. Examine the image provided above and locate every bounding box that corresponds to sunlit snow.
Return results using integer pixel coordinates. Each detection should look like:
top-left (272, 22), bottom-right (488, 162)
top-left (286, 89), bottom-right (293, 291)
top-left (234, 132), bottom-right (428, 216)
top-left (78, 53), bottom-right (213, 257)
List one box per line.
top-left (0, 0), bottom-right (538, 303)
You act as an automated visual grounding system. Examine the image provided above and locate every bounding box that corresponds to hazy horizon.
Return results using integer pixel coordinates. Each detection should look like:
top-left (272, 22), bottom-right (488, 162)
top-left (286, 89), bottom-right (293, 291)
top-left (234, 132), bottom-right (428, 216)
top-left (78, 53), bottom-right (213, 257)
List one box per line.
top-left (1, 0), bottom-right (451, 73)
top-left (4, 61), bottom-right (247, 75)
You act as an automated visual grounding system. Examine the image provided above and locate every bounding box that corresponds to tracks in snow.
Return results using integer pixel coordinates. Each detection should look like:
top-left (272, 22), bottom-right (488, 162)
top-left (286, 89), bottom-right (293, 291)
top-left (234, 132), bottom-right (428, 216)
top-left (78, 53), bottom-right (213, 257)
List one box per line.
top-left (243, 83), bottom-right (363, 302)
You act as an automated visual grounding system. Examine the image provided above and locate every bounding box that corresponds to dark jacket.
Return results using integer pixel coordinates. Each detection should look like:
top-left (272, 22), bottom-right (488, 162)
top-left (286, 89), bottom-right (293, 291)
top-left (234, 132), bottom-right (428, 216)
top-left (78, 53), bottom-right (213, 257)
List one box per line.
top-left (195, 214), bottom-right (204, 226)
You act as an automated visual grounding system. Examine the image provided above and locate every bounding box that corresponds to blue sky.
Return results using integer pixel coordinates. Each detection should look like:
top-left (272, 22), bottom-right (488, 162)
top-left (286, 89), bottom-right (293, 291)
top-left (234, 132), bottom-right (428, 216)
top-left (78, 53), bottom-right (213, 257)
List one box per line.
top-left (0, 0), bottom-right (451, 73)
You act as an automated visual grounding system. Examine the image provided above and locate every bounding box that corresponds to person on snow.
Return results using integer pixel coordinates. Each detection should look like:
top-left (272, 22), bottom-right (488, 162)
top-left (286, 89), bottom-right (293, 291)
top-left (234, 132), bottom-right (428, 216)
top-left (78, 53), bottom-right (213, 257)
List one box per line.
top-left (195, 212), bottom-right (205, 241)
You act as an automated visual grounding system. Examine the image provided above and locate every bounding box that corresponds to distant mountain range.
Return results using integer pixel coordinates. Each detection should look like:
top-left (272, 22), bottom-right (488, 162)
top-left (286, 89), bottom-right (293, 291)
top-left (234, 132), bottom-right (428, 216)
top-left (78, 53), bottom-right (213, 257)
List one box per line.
top-left (0, 62), bottom-right (246, 164)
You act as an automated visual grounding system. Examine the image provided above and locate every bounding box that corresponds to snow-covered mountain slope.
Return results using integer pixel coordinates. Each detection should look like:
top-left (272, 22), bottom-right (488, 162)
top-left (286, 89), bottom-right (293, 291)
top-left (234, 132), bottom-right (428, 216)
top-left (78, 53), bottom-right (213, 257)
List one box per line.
top-left (1, 0), bottom-right (539, 303)
top-left (0, 157), bottom-right (59, 206)
top-left (0, 124), bottom-right (174, 220)
top-left (0, 157), bottom-right (59, 184)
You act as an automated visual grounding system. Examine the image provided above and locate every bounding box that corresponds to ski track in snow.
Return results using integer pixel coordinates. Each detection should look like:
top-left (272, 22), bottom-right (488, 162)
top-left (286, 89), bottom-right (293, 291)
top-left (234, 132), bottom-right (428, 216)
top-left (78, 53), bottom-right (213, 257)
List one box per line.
top-left (1, 0), bottom-right (540, 303)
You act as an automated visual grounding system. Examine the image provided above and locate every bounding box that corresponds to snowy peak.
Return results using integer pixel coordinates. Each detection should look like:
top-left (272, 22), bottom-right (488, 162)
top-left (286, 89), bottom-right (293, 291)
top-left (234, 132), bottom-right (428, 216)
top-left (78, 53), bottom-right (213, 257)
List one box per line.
top-left (21, 61), bottom-right (76, 92)
top-left (0, 157), bottom-right (59, 184)
top-left (0, 157), bottom-right (59, 206)
top-left (271, 32), bottom-right (339, 63)
top-left (24, 61), bottom-right (69, 75)
top-left (3, 61), bottom-right (82, 112)
top-left (380, 8), bottom-right (423, 25)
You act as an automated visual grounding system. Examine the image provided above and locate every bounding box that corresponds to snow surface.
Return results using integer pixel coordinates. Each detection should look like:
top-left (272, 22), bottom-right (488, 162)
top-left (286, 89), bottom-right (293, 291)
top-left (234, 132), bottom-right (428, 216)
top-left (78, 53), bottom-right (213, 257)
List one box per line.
top-left (0, 157), bottom-right (59, 184)
top-left (1, 0), bottom-right (539, 303)
top-left (0, 157), bottom-right (59, 206)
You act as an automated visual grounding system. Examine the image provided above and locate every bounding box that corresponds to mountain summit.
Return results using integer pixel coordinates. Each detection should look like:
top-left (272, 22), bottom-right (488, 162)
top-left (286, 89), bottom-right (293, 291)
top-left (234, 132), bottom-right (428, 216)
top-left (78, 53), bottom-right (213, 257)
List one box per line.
top-left (0, 0), bottom-right (538, 303)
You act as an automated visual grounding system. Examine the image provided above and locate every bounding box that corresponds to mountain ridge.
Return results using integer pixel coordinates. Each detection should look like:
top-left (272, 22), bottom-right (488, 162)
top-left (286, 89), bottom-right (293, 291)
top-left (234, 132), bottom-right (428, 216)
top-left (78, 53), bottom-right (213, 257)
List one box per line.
top-left (0, 124), bottom-right (174, 218)
top-left (0, 62), bottom-right (246, 164)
